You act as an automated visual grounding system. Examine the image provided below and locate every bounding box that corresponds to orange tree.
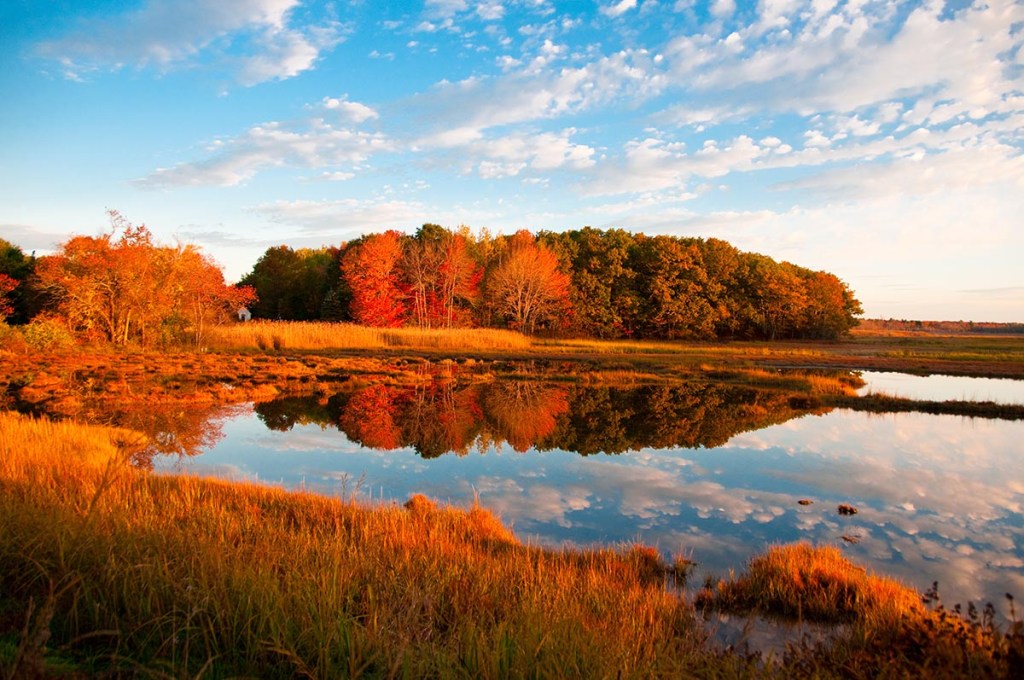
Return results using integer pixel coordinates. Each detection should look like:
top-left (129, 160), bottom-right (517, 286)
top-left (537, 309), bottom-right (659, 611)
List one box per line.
top-left (37, 211), bottom-right (251, 347)
top-left (485, 230), bottom-right (571, 334)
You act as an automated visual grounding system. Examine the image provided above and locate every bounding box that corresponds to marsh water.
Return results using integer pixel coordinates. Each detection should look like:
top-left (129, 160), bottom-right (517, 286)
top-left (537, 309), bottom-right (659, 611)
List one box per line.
top-left (147, 375), bottom-right (1024, 613)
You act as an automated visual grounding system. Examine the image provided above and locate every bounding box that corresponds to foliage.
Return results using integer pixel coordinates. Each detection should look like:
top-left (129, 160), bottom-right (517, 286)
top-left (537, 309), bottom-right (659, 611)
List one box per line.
top-left (34, 211), bottom-right (249, 348)
top-left (0, 274), bottom-right (15, 321)
top-left (403, 224), bottom-right (483, 329)
top-left (240, 245), bottom-right (342, 321)
top-left (20, 316), bottom-right (75, 352)
top-left (486, 230), bottom-right (572, 334)
top-left (341, 230), bottom-right (409, 327)
top-left (4, 221), bottom-right (864, 343)
top-left (0, 239), bottom-right (37, 324)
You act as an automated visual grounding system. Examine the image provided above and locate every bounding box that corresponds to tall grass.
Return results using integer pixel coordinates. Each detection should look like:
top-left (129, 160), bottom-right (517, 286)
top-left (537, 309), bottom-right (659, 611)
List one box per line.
top-left (209, 321), bottom-right (533, 352)
top-left (698, 542), bottom-right (922, 624)
top-left (699, 542), bottom-right (1024, 678)
top-left (0, 411), bottom-right (719, 678)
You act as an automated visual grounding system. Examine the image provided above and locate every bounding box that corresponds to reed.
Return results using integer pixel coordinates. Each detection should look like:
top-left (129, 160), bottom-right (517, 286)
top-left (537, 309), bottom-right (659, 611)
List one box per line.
top-left (209, 321), bottom-right (533, 353)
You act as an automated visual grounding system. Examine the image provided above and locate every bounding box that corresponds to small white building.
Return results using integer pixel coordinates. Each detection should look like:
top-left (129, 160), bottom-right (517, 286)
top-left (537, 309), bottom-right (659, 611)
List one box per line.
top-left (237, 307), bottom-right (252, 322)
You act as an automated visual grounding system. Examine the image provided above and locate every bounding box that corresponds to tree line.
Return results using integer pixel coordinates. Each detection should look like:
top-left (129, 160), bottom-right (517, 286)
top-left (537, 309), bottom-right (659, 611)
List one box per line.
top-left (0, 212), bottom-right (253, 348)
top-left (1, 216), bottom-right (861, 347)
top-left (242, 225), bottom-right (862, 340)
top-left (254, 381), bottom-right (822, 458)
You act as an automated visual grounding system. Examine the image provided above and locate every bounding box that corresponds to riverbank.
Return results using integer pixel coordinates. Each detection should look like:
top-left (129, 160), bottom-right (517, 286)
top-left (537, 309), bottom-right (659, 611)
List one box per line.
top-left (1, 411), bottom-right (1020, 678)
top-left (207, 321), bottom-right (1024, 378)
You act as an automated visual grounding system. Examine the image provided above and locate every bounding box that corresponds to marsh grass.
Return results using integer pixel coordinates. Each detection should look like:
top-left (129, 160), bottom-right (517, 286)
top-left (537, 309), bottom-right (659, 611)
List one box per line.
top-left (0, 411), bottom-right (721, 678)
top-left (700, 542), bottom-right (1024, 678)
top-left (698, 543), bottom-right (922, 624)
top-left (210, 321), bottom-right (532, 353)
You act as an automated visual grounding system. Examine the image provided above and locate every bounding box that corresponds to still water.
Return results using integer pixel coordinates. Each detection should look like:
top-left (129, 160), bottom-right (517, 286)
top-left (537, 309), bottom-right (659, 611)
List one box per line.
top-left (152, 378), bottom-right (1024, 611)
top-left (859, 370), bottom-right (1024, 405)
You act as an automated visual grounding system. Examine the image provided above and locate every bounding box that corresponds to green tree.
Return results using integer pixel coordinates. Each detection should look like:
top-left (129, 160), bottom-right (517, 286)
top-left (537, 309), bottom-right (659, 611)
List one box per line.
top-left (0, 238), bottom-right (38, 324)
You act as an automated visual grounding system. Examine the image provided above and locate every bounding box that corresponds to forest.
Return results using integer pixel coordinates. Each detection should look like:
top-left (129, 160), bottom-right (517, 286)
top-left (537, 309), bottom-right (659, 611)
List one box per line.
top-left (0, 215), bottom-right (862, 347)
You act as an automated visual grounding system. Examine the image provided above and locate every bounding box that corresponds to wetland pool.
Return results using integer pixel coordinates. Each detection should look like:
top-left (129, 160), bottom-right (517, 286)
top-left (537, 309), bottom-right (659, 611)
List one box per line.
top-left (150, 377), bottom-right (1024, 614)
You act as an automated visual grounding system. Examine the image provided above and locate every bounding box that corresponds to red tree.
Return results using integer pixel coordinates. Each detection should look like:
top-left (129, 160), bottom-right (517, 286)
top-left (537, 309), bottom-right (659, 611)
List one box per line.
top-left (342, 231), bottom-right (408, 327)
top-left (0, 274), bottom-right (16, 321)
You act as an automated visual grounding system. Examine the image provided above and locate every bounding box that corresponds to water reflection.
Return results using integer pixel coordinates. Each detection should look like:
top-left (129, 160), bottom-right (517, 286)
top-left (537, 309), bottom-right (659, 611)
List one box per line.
top-left (77, 401), bottom-right (245, 466)
top-left (858, 371), bottom-right (1024, 405)
top-left (152, 380), bottom-right (1024, 614)
top-left (252, 382), bottom-right (825, 457)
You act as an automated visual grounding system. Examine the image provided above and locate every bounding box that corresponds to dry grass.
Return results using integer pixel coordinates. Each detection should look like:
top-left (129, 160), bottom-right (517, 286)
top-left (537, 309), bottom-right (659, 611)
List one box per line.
top-left (3, 413), bottom-right (1021, 677)
top-left (699, 542), bottom-right (1024, 679)
top-left (209, 321), bottom-right (532, 352)
top-left (699, 542), bottom-right (922, 624)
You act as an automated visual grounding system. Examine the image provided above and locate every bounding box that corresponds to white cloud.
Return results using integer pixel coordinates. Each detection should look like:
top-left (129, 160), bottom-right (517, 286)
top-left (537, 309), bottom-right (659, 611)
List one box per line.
top-left (253, 197), bottom-right (499, 235)
top-left (425, 0), bottom-right (469, 19)
top-left (710, 0), bottom-right (736, 19)
top-left (663, 0), bottom-right (1024, 120)
top-left (35, 0), bottom-right (342, 85)
top-left (476, 2), bottom-right (507, 21)
top-left (602, 0), bottom-right (639, 19)
top-left (254, 198), bottom-right (427, 234)
top-left (137, 117), bottom-right (391, 188)
top-left (320, 95), bottom-right (380, 124)
top-left (424, 128), bottom-right (595, 178)
top-left (412, 48), bottom-right (664, 139)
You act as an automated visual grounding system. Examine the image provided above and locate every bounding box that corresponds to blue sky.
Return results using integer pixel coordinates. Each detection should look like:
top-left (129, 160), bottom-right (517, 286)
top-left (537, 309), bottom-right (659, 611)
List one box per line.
top-left (1, 0), bottom-right (1022, 321)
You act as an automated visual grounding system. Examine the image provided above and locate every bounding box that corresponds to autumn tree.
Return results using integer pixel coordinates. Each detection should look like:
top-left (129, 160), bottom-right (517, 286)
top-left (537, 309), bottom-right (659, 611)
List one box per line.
top-left (37, 211), bottom-right (250, 347)
top-left (0, 274), bottom-right (16, 321)
top-left (797, 270), bottom-right (863, 339)
top-left (630, 234), bottom-right (718, 339)
top-left (541, 228), bottom-right (640, 338)
top-left (174, 246), bottom-right (256, 347)
top-left (341, 230), bottom-right (408, 327)
top-left (734, 256), bottom-right (809, 340)
top-left (486, 230), bottom-right (571, 334)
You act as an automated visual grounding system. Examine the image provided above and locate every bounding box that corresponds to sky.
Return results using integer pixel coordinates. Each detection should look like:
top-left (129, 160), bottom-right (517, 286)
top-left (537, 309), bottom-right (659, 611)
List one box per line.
top-left (1, 0), bottom-right (1022, 322)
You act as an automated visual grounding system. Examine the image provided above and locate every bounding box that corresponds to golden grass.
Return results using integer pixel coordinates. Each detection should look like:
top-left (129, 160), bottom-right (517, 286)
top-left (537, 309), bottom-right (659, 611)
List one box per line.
top-left (699, 542), bottom-right (1024, 678)
top-left (209, 321), bottom-right (532, 352)
top-left (699, 542), bottom-right (922, 624)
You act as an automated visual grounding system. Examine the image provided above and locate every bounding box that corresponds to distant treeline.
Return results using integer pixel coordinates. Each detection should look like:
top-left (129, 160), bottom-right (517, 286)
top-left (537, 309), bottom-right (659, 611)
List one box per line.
top-left (0, 220), bottom-right (862, 346)
top-left (241, 226), bottom-right (863, 341)
top-left (857, 319), bottom-right (1024, 335)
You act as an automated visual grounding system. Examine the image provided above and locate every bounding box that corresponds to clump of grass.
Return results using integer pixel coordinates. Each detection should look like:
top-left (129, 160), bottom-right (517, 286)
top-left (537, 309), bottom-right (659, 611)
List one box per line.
top-left (698, 542), bottom-right (923, 624)
top-left (700, 542), bottom-right (1024, 678)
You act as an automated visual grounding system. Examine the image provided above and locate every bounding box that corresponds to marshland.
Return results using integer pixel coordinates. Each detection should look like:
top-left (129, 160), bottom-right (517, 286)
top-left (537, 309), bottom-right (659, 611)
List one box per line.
top-left (2, 321), bottom-right (1023, 677)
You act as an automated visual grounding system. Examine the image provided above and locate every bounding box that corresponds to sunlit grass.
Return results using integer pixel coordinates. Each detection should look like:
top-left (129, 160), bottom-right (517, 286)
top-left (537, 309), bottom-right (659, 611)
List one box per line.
top-left (699, 542), bottom-right (1024, 678)
top-left (698, 542), bottom-right (922, 623)
top-left (208, 321), bottom-right (533, 352)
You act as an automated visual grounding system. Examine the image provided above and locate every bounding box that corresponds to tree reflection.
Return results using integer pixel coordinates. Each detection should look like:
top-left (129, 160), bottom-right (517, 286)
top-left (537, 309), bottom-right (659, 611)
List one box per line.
top-left (249, 380), bottom-right (827, 457)
top-left (81, 401), bottom-right (245, 468)
top-left (484, 382), bottom-right (570, 452)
